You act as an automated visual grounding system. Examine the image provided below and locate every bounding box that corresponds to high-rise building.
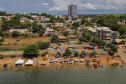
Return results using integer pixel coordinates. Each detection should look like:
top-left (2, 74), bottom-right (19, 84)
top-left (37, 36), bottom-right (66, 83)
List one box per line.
top-left (68, 4), bottom-right (77, 18)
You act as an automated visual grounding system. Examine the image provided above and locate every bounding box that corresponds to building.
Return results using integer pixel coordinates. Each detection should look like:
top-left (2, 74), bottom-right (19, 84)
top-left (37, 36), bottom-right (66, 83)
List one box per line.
top-left (58, 36), bottom-right (67, 42)
top-left (45, 28), bottom-right (55, 34)
top-left (49, 43), bottom-right (59, 50)
top-left (111, 31), bottom-right (119, 40)
top-left (96, 27), bottom-right (111, 42)
top-left (96, 27), bottom-right (119, 42)
top-left (68, 4), bottom-right (77, 18)
top-left (112, 39), bottom-right (126, 45)
top-left (67, 35), bottom-right (77, 42)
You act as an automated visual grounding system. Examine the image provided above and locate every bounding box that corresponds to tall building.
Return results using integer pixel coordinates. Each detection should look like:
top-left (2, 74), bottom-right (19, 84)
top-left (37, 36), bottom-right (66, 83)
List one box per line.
top-left (68, 4), bottom-right (77, 18)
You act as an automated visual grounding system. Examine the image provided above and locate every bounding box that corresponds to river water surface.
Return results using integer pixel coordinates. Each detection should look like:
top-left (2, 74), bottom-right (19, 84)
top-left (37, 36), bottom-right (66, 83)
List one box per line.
top-left (0, 66), bottom-right (126, 84)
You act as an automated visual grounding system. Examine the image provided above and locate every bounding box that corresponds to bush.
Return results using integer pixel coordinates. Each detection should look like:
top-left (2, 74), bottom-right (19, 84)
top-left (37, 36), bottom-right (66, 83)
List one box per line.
top-left (0, 39), bottom-right (4, 42)
top-left (11, 54), bottom-right (16, 58)
top-left (42, 51), bottom-right (48, 56)
top-left (56, 52), bottom-right (61, 56)
top-left (0, 42), bottom-right (2, 45)
top-left (74, 52), bottom-right (79, 57)
top-left (0, 54), bottom-right (3, 59)
top-left (12, 31), bottom-right (20, 37)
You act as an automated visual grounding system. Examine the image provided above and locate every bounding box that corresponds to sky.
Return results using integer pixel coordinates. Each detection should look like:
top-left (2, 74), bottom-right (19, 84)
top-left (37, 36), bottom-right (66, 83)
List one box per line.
top-left (0, 0), bottom-right (126, 15)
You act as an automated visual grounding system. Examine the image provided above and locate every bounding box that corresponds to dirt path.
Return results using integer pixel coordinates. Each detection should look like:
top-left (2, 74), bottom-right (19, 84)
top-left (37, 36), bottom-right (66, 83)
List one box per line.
top-left (117, 48), bottom-right (126, 62)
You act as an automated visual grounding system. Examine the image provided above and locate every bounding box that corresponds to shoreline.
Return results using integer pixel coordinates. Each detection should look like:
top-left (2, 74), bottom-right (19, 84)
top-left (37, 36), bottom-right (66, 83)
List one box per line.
top-left (0, 55), bottom-right (124, 70)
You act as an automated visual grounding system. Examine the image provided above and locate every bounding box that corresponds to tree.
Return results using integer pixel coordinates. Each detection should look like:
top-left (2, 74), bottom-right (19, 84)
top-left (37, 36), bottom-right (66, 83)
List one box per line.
top-left (12, 31), bottom-right (20, 37)
top-left (81, 17), bottom-right (86, 25)
top-left (39, 31), bottom-right (44, 37)
top-left (91, 50), bottom-right (98, 56)
top-left (42, 51), bottom-right (48, 56)
top-left (111, 45), bottom-right (118, 53)
top-left (72, 22), bottom-right (79, 28)
top-left (0, 30), bottom-right (5, 36)
top-left (63, 31), bottom-right (70, 36)
top-left (81, 51), bottom-right (87, 55)
top-left (23, 44), bottom-right (39, 58)
top-left (56, 52), bottom-right (61, 56)
top-left (36, 41), bottom-right (50, 49)
top-left (74, 51), bottom-right (79, 57)
top-left (63, 49), bottom-right (72, 57)
top-left (51, 35), bottom-right (60, 44)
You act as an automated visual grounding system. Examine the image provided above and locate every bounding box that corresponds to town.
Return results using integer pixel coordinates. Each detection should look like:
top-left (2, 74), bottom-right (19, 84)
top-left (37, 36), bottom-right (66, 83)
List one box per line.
top-left (0, 4), bottom-right (126, 68)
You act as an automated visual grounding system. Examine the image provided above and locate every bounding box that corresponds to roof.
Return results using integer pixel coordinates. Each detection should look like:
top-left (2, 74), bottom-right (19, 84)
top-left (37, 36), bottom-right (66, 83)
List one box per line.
top-left (58, 36), bottom-right (67, 39)
top-left (80, 25), bottom-right (85, 28)
top-left (114, 39), bottom-right (126, 43)
top-left (50, 43), bottom-right (58, 46)
top-left (15, 58), bottom-right (24, 64)
top-left (58, 27), bottom-right (68, 30)
top-left (25, 59), bottom-right (34, 65)
top-left (86, 27), bottom-right (96, 32)
top-left (97, 27), bottom-right (111, 31)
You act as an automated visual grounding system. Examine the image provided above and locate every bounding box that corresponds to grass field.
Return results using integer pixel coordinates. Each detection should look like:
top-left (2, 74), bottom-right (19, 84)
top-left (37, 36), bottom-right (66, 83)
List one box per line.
top-left (0, 37), bottom-right (51, 51)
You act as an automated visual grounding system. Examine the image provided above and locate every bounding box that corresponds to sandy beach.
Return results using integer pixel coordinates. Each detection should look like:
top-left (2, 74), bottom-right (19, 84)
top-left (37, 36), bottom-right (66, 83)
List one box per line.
top-left (0, 55), bottom-right (123, 69)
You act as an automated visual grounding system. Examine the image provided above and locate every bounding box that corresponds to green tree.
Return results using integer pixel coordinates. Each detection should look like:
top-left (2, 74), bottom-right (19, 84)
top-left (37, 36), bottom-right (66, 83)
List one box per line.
top-left (0, 30), bottom-right (5, 36)
top-left (63, 49), bottom-right (72, 57)
top-left (81, 51), bottom-right (87, 55)
top-left (56, 52), bottom-right (61, 56)
top-left (91, 50), bottom-right (98, 56)
top-left (39, 31), bottom-right (44, 37)
top-left (74, 51), bottom-right (79, 57)
top-left (36, 41), bottom-right (50, 49)
top-left (63, 31), bottom-right (70, 36)
top-left (51, 35), bottom-right (60, 43)
top-left (42, 51), bottom-right (48, 56)
top-left (23, 44), bottom-right (39, 58)
top-left (81, 17), bottom-right (86, 25)
top-left (72, 22), bottom-right (79, 28)
top-left (12, 31), bottom-right (20, 37)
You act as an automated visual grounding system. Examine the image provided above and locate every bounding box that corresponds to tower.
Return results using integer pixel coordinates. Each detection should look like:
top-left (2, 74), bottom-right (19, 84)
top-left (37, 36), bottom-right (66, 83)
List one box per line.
top-left (68, 4), bottom-right (77, 18)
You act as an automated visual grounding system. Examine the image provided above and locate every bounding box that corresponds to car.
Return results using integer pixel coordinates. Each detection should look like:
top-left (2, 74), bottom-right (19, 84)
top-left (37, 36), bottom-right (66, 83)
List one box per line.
top-left (92, 59), bottom-right (97, 62)
top-left (55, 55), bottom-right (60, 58)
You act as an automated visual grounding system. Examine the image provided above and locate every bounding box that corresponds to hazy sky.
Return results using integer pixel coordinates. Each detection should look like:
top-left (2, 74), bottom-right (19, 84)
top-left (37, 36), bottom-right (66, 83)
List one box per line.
top-left (0, 0), bottom-right (126, 14)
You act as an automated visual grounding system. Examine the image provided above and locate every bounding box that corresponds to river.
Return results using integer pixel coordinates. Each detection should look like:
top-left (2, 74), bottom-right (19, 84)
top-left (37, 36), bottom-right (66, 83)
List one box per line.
top-left (0, 66), bottom-right (126, 84)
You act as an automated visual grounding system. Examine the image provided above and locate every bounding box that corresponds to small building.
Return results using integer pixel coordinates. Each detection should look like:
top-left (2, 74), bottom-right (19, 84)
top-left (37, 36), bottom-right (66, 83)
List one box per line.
top-left (84, 46), bottom-right (96, 50)
top-left (112, 39), bottom-right (126, 45)
top-left (58, 36), bottom-right (67, 42)
top-left (50, 43), bottom-right (59, 50)
top-left (45, 28), bottom-right (55, 34)
top-left (67, 35), bottom-right (77, 42)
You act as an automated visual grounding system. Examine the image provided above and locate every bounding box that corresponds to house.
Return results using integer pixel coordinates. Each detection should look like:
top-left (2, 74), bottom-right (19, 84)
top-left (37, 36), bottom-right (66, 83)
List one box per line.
top-left (45, 28), bottom-right (55, 34)
top-left (112, 39), bottom-right (126, 45)
top-left (58, 36), bottom-right (67, 42)
top-left (67, 35), bottom-right (77, 42)
top-left (49, 43), bottom-right (59, 50)
top-left (86, 27), bottom-right (96, 36)
top-left (55, 23), bottom-right (64, 27)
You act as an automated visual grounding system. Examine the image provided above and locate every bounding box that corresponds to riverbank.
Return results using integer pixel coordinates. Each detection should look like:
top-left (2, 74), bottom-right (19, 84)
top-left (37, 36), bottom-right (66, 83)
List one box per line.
top-left (0, 55), bottom-right (124, 70)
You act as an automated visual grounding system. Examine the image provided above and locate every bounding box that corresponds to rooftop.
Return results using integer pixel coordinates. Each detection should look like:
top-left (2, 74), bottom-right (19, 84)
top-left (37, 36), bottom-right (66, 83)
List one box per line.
top-left (50, 43), bottom-right (58, 47)
top-left (97, 27), bottom-right (111, 31)
top-left (58, 36), bottom-right (67, 39)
